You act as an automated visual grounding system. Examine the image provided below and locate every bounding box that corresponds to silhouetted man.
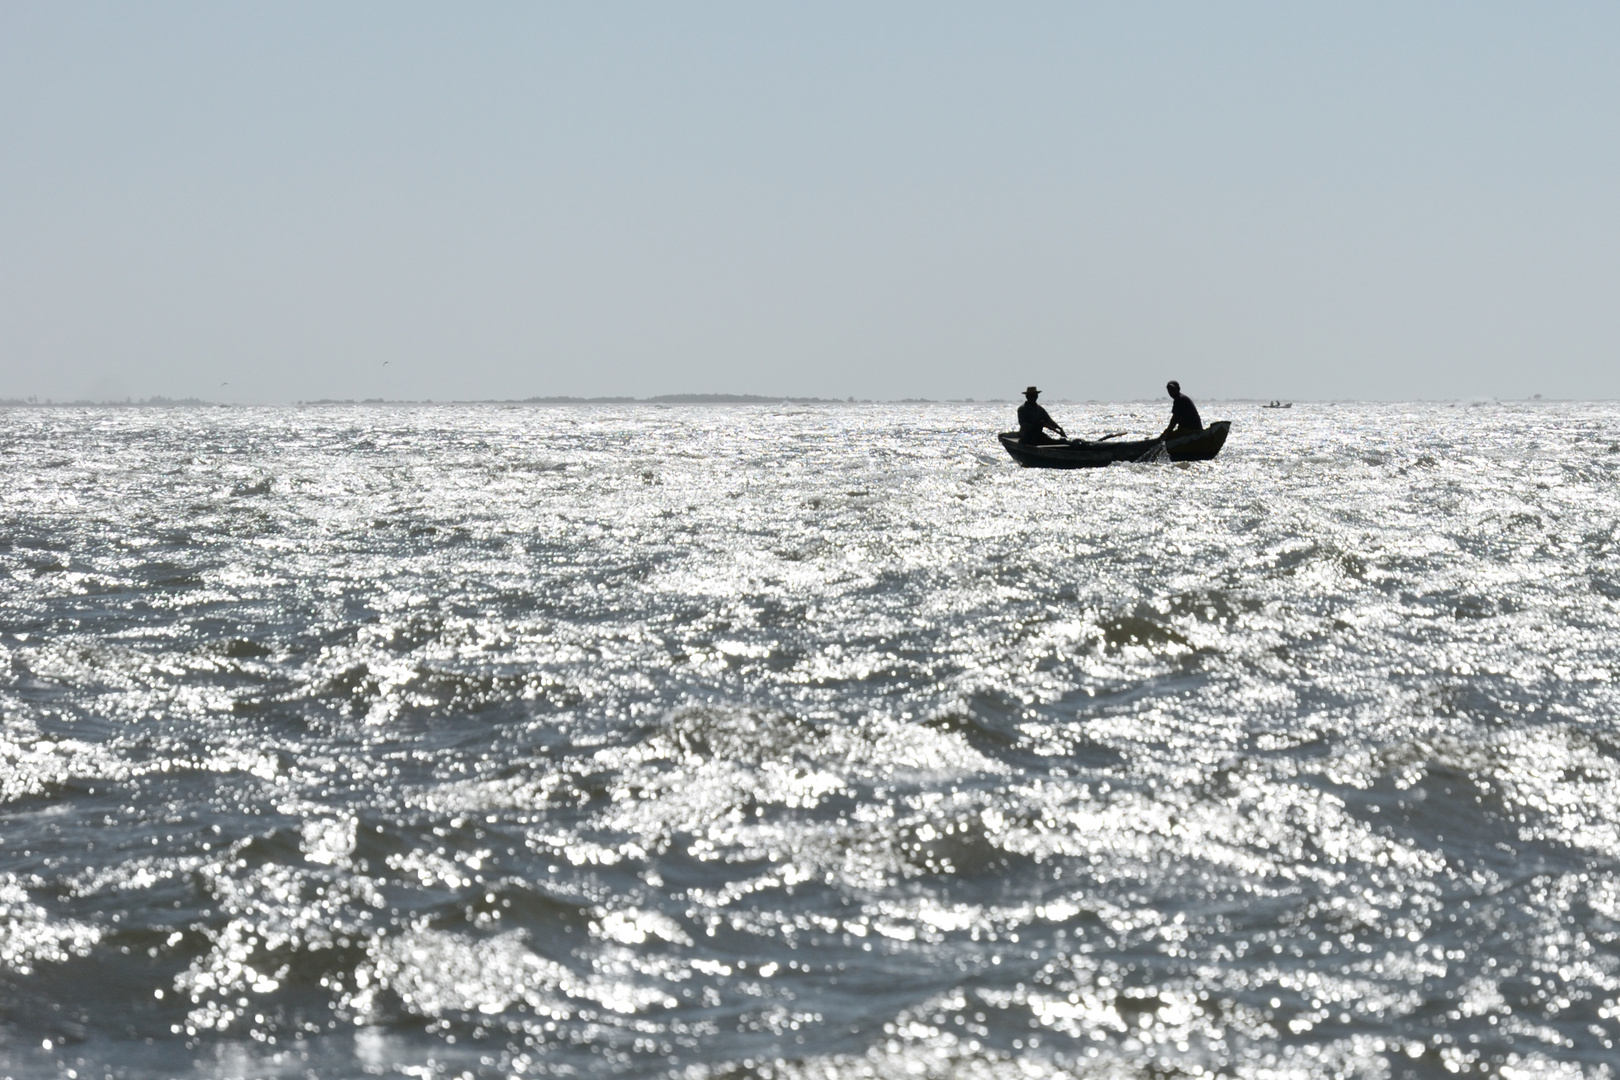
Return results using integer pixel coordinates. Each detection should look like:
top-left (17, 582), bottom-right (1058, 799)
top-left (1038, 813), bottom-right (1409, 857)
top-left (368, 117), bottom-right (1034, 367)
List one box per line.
top-left (1017, 387), bottom-right (1067, 444)
top-left (1159, 380), bottom-right (1203, 441)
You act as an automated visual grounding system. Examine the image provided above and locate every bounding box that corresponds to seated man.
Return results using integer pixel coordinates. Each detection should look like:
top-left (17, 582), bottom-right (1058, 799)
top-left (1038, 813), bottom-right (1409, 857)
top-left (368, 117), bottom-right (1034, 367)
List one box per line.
top-left (1017, 386), bottom-right (1067, 444)
top-left (1159, 380), bottom-right (1203, 441)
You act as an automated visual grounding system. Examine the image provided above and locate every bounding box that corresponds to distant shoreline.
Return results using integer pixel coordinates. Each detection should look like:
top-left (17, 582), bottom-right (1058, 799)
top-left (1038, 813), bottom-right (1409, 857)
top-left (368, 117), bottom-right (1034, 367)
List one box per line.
top-left (0, 394), bottom-right (984, 408)
top-left (0, 395), bottom-right (1589, 408)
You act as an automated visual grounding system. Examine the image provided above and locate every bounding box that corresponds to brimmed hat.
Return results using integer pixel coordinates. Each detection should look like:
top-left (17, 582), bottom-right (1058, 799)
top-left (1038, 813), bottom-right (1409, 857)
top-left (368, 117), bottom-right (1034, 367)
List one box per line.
top-left (1024, 386), bottom-right (1040, 396)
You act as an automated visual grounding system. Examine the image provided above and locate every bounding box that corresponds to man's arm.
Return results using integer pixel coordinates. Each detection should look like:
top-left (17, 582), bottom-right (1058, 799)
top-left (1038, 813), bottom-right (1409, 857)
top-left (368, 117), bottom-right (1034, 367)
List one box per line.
top-left (1042, 407), bottom-right (1065, 439)
top-left (1160, 397), bottom-right (1191, 440)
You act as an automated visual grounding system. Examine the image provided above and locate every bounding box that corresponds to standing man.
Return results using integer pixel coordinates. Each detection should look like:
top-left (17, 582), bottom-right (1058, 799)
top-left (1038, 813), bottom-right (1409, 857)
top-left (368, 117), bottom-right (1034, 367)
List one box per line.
top-left (1159, 380), bottom-right (1203, 441)
top-left (1017, 387), bottom-right (1067, 444)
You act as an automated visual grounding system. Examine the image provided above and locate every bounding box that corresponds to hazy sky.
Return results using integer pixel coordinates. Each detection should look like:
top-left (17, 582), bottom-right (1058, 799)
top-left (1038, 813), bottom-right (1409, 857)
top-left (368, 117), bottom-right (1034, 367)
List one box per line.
top-left (3, 3), bottom-right (1617, 403)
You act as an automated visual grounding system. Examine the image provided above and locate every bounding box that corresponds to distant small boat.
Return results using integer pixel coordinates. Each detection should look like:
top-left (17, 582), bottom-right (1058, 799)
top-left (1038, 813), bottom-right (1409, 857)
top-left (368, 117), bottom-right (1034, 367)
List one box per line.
top-left (998, 421), bottom-right (1231, 469)
top-left (1263, 400), bottom-right (1292, 409)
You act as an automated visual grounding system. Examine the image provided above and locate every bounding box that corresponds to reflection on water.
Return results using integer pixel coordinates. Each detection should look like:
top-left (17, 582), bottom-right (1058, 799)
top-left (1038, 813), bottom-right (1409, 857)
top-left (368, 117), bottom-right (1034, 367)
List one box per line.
top-left (1, 402), bottom-right (1618, 1078)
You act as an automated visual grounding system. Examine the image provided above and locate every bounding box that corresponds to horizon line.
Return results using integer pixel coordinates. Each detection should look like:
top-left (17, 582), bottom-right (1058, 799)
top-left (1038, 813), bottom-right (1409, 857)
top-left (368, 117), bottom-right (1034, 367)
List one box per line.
top-left (0, 393), bottom-right (1593, 408)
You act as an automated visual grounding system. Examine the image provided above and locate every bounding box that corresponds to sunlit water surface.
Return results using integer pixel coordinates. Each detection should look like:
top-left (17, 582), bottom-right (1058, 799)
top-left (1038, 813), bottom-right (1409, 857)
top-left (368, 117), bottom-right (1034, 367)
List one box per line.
top-left (2, 402), bottom-right (1619, 1080)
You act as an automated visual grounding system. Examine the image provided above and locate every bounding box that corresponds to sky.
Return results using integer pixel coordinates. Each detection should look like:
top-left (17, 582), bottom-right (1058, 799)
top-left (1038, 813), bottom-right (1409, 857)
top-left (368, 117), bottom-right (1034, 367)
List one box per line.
top-left (2, 3), bottom-right (1618, 404)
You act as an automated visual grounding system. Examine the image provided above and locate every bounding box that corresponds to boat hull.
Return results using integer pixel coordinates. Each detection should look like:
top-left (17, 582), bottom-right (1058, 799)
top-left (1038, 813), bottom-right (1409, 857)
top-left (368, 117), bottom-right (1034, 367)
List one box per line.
top-left (998, 421), bottom-right (1230, 468)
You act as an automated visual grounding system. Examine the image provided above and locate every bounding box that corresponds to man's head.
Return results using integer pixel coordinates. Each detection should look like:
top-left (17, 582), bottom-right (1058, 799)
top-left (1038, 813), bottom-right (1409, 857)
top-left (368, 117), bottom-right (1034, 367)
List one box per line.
top-left (1024, 386), bottom-right (1040, 399)
top-left (1166, 380), bottom-right (1180, 398)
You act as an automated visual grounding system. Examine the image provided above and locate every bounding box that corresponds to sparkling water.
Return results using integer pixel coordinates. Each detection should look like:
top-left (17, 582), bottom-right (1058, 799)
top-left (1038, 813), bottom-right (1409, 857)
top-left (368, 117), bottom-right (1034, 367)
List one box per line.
top-left (2, 401), bottom-right (1617, 1078)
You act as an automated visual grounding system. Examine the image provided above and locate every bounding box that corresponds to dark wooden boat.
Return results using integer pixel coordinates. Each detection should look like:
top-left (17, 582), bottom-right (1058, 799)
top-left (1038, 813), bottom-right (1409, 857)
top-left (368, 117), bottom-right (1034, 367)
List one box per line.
top-left (998, 420), bottom-right (1230, 469)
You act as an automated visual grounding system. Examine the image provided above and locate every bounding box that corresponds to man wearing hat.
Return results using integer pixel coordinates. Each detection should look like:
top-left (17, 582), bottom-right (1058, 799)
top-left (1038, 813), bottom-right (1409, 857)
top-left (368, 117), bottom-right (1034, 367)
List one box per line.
top-left (1158, 380), bottom-right (1203, 441)
top-left (1017, 386), bottom-right (1067, 445)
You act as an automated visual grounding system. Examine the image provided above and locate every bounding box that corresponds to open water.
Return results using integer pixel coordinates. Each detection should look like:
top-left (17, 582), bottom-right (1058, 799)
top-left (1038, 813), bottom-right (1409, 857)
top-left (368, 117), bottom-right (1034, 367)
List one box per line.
top-left (2, 401), bottom-right (1619, 1080)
